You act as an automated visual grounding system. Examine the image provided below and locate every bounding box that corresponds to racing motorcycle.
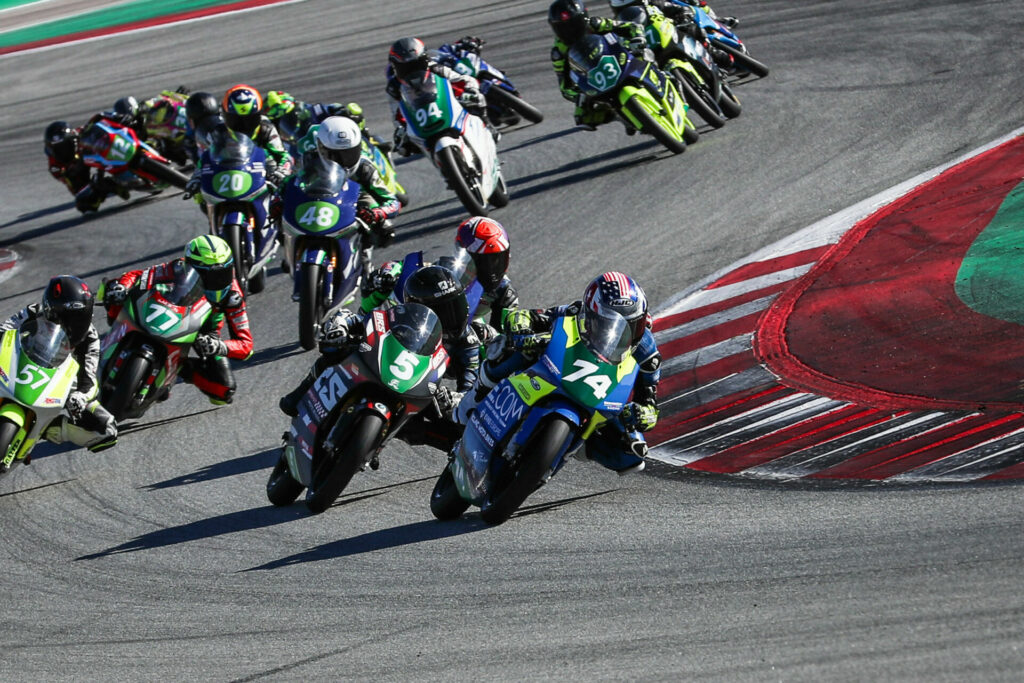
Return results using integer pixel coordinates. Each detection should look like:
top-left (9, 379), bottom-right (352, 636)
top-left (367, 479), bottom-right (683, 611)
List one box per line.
top-left (568, 33), bottom-right (697, 154)
top-left (198, 128), bottom-right (278, 295)
top-left (97, 267), bottom-right (214, 422)
top-left (279, 156), bottom-right (367, 350)
top-left (266, 303), bottom-right (451, 514)
top-left (668, 0), bottom-right (769, 78)
top-left (434, 39), bottom-right (544, 126)
top-left (430, 312), bottom-right (641, 525)
top-left (397, 69), bottom-right (509, 216)
top-left (621, 5), bottom-right (740, 128)
top-left (281, 117), bottom-right (409, 206)
top-left (0, 318), bottom-right (78, 473)
top-left (79, 115), bottom-right (190, 190)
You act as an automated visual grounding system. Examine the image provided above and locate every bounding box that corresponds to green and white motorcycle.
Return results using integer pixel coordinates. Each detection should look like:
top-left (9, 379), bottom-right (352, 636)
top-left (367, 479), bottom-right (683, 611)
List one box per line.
top-left (397, 68), bottom-right (509, 216)
top-left (97, 267), bottom-right (214, 421)
top-left (266, 302), bottom-right (451, 514)
top-left (0, 318), bottom-right (79, 472)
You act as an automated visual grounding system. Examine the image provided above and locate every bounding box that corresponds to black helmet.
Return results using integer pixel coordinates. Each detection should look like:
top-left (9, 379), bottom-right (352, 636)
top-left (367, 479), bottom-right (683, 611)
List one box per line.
top-left (548, 0), bottom-right (589, 43)
top-left (42, 275), bottom-right (95, 346)
top-left (44, 121), bottom-right (78, 164)
top-left (403, 265), bottom-right (469, 340)
top-left (389, 37), bottom-right (430, 82)
top-left (185, 91), bottom-right (220, 128)
top-left (113, 96), bottom-right (140, 120)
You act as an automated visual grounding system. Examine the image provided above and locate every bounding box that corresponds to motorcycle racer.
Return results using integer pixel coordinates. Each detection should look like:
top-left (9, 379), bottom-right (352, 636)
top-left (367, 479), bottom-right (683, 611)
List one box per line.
top-left (459, 271), bottom-right (661, 475)
top-left (547, 0), bottom-right (647, 130)
top-left (609, 0), bottom-right (738, 70)
top-left (102, 235), bottom-right (253, 405)
top-left (385, 36), bottom-right (498, 152)
top-left (44, 120), bottom-right (129, 213)
top-left (183, 91), bottom-right (224, 164)
top-left (1, 276), bottom-right (118, 454)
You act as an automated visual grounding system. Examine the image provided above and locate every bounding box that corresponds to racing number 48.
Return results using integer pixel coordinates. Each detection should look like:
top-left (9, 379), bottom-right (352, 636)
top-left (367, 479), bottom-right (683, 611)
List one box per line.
top-left (563, 359), bottom-right (612, 399)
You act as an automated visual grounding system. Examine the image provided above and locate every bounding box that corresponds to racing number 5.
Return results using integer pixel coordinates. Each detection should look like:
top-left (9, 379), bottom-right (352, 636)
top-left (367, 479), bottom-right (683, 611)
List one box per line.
top-left (390, 349), bottom-right (418, 380)
top-left (563, 359), bottom-right (612, 399)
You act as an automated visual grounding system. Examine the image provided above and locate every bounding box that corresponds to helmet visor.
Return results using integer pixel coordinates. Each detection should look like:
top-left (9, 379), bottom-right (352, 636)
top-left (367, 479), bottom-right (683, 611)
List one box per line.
top-left (393, 55), bottom-right (430, 81)
top-left (472, 250), bottom-right (509, 291)
top-left (318, 143), bottom-right (362, 170)
top-left (433, 293), bottom-right (470, 338)
top-left (580, 307), bottom-right (632, 364)
top-left (194, 263), bottom-right (234, 301)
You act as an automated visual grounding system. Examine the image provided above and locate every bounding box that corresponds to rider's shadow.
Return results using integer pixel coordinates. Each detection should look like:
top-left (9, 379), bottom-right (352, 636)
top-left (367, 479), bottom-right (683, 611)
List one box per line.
top-left (508, 139), bottom-right (662, 201)
top-left (140, 447), bottom-right (279, 491)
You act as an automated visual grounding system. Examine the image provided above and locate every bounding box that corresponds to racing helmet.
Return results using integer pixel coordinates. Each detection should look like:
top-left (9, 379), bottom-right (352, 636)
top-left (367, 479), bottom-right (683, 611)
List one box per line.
top-left (403, 265), bottom-right (470, 340)
top-left (113, 96), bottom-right (140, 120)
top-left (222, 84), bottom-right (263, 136)
top-left (455, 216), bottom-right (511, 291)
top-left (44, 121), bottom-right (79, 164)
top-left (617, 5), bottom-right (649, 25)
top-left (278, 107), bottom-right (311, 144)
top-left (389, 37), bottom-right (430, 82)
top-left (315, 116), bottom-right (362, 172)
top-left (41, 275), bottom-right (94, 346)
top-left (145, 98), bottom-right (178, 129)
top-left (264, 90), bottom-right (297, 121)
top-left (185, 91), bottom-right (220, 128)
top-left (548, 0), bottom-right (590, 43)
top-left (184, 235), bottom-right (235, 303)
top-left (579, 272), bottom-right (649, 363)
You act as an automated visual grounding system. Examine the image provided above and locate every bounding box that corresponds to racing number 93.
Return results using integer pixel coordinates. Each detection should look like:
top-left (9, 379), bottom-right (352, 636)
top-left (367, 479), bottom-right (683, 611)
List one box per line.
top-left (587, 55), bottom-right (622, 91)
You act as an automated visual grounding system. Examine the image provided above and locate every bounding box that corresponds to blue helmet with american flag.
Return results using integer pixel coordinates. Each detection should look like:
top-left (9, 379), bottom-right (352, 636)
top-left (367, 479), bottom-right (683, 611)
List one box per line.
top-left (579, 272), bottom-right (649, 362)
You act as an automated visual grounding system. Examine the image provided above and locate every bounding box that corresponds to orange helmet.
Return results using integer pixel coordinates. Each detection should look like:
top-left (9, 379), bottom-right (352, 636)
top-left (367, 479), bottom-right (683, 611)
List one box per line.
top-left (222, 84), bottom-right (263, 135)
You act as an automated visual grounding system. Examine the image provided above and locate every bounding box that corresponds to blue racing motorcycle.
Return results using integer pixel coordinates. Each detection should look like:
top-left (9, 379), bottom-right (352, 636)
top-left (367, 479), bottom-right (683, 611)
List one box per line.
top-left (430, 309), bottom-right (642, 525)
top-left (279, 155), bottom-right (366, 350)
top-left (198, 126), bottom-right (278, 294)
top-left (668, 1), bottom-right (769, 77)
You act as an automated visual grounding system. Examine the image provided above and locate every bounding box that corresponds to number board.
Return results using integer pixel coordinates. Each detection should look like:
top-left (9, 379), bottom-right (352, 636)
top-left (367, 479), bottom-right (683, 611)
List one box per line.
top-left (587, 55), bottom-right (622, 92)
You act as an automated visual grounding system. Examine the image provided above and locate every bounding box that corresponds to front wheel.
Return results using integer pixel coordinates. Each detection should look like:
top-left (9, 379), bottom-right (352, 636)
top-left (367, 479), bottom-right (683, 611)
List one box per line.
top-left (489, 174), bottom-right (510, 208)
top-left (102, 353), bottom-right (151, 421)
top-left (0, 418), bottom-right (20, 471)
top-left (624, 97), bottom-right (686, 155)
top-left (298, 262), bottom-right (323, 351)
top-left (248, 266), bottom-right (267, 294)
top-left (221, 222), bottom-right (249, 294)
top-left (672, 68), bottom-right (726, 129)
top-left (485, 85), bottom-right (544, 124)
top-left (266, 451), bottom-right (303, 506)
top-left (136, 155), bottom-right (190, 188)
top-left (431, 466), bottom-right (471, 520)
top-left (480, 417), bottom-right (572, 525)
top-left (306, 412), bottom-right (385, 514)
top-left (437, 146), bottom-right (488, 216)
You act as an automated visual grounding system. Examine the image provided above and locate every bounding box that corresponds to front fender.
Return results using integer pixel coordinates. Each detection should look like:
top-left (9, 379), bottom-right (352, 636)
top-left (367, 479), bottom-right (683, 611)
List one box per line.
top-left (0, 401), bottom-right (27, 429)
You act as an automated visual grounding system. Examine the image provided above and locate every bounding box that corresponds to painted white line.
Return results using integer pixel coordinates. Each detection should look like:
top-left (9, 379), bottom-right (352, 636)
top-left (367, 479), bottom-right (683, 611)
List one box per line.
top-left (658, 264), bottom-right (811, 318)
top-left (655, 293), bottom-right (778, 345)
top-left (660, 333), bottom-right (753, 375)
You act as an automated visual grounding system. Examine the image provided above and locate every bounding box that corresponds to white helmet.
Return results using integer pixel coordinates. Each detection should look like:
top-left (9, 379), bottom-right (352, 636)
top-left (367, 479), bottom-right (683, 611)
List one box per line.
top-left (316, 116), bottom-right (362, 172)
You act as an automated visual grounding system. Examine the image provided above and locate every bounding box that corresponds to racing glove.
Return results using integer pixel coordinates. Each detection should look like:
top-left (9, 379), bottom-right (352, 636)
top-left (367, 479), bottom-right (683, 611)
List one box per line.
top-left (620, 402), bottom-right (659, 432)
top-left (195, 334), bottom-right (228, 359)
top-left (104, 281), bottom-right (128, 305)
top-left (628, 35), bottom-right (647, 56)
top-left (183, 177), bottom-right (201, 199)
top-left (367, 262), bottom-right (402, 294)
top-left (502, 308), bottom-right (534, 336)
top-left (66, 392), bottom-right (87, 420)
top-left (515, 332), bottom-right (551, 357)
top-left (357, 206), bottom-right (388, 228)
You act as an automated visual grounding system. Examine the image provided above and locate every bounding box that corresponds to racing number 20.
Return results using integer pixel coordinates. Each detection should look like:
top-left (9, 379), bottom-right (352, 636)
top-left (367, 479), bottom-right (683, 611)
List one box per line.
top-left (563, 359), bottom-right (612, 399)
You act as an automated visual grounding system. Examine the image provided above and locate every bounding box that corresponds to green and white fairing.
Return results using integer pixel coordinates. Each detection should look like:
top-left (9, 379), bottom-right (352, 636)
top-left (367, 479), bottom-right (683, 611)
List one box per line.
top-left (0, 318), bottom-right (79, 469)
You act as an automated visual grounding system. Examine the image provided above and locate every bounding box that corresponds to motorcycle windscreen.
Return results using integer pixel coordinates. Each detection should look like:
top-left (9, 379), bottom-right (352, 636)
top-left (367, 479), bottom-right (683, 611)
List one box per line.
top-left (19, 318), bottom-right (71, 368)
top-left (299, 156), bottom-right (348, 199)
top-left (387, 303), bottom-right (443, 356)
top-left (208, 126), bottom-right (257, 165)
top-left (155, 266), bottom-right (205, 307)
top-left (437, 251), bottom-right (484, 321)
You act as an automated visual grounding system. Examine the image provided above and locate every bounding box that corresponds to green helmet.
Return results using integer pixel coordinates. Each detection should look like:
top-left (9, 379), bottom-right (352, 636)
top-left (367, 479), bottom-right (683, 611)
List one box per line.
top-left (184, 235), bottom-right (235, 302)
top-left (265, 90), bottom-right (297, 121)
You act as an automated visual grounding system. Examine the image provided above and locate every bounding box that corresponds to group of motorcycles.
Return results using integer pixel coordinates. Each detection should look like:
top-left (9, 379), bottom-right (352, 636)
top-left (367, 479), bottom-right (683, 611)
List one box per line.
top-left (11, 10), bottom-right (769, 523)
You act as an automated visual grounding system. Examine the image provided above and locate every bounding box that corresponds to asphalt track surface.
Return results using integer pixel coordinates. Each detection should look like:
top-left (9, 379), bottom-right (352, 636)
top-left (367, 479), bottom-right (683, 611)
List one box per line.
top-left (1, 1), bottom-right (1024, 679)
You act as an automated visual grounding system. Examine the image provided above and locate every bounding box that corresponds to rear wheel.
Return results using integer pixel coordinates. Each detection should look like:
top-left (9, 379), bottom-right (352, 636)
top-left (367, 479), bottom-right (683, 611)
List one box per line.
top-left (718, 83), bottom-right (742, 118)
top-left (0, 418), bottom-right (20, 471)
top-left (717, 42), bottom-right (769, 78)
top-left (266, 451), bottom-right (303, 506)
top-left (485, 85), bottom-right (544, 124)
top-left (137, 155), bottom-right (190, 188)
top-left (305, 412), bottom-right (384, 514)
top-left (103, 353), bottom-right (151, 421)
top-left (222, 222), bottom-right (249, 293)
top-left (430, 466), bottom-right (470, 520)
top-left (480, 417), bottom-right (572, 525)
top-left (489, 174), bottom-right (510, 208)
top-left (673, 68), bottom-right (726, 129)
top-left (437, 146), bottom-right (488, 216)
top-left (298, 262), bottom-right (323, 351)
top-left (624, 97), bottom-right (686, 155)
